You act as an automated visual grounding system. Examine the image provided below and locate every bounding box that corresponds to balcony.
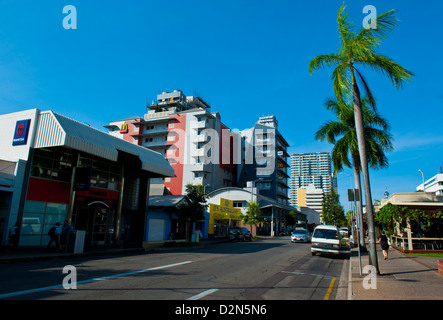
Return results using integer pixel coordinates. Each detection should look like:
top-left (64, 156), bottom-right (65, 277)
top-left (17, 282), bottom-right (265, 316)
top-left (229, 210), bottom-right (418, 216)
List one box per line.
top-left (193, 121), bottom-right (207, 129)
top-left (142, 140), bottom-right (168, 148)
top-left (191, 177), bottom-right (204, 185)
top-left (190, 148), bottom-right (206, 158)
top-left (144, 110), bottom-right (174, 121)
top-left (192, 134), bottom-right (209, 144)
top-left (191, 163), bottom-right (211, 172)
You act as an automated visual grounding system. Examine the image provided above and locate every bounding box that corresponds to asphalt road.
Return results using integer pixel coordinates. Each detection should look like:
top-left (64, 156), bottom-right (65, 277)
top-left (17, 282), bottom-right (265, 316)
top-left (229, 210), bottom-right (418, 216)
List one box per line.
top-left (0, 237), bottom-right (349, 301)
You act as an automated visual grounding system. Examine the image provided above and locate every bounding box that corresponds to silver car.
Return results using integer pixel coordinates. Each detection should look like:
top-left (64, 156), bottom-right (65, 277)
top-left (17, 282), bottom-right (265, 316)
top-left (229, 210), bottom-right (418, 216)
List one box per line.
top-left (291, 229), bottom-right (311, 243)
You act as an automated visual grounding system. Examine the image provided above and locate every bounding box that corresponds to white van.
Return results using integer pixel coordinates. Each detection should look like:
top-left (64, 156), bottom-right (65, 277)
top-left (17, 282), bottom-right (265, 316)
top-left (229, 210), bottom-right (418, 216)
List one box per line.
top-left (311, 225), bottom-right (341, 256)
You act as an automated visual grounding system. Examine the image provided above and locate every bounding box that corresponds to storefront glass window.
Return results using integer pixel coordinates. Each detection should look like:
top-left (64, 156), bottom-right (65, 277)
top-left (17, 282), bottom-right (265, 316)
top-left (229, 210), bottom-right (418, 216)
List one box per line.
top-left (31, 148), bottom-right (73, 183)
top-left (78, 153), bottom-right (120, 191)
top-left (21, 200), bottom-right (67, 246)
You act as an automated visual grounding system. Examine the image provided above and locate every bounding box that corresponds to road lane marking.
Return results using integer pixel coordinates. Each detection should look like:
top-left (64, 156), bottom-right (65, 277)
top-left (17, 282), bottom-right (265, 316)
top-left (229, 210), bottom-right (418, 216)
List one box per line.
top-left (186, 288), bottom-right (219, 300)
top-left (281, 270), bottom-right (334, 279)
top-left (323, 277), bottom-right (336, 300)
top-left (0, 260), bottom-right (192, 299)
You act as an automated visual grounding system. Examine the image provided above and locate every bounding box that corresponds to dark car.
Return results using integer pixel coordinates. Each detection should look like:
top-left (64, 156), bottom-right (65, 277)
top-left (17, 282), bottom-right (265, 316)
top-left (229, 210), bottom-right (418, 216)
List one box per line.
top-left (229, 227), bottom-right (252, 241)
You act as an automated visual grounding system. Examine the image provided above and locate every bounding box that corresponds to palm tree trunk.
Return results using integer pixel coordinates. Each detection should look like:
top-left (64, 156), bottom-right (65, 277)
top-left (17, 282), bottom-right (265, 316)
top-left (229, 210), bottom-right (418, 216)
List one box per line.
top-left (351, 153), bottom-right (366, 250)
top-left (352, 80), bottom-right (380, 274)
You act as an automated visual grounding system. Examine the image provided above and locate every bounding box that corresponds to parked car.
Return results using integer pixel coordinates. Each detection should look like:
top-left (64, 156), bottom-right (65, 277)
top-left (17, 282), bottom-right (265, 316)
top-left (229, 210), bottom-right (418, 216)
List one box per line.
top-left (339, 227), bottom-right (349, 237)
top-left (311, 225), bottom-right (341, 256)
top-left (240, 227), bottom-right (253, 241)
top-left (229, 228), bottom-right (252, 241)
top-left (291, 229), bottom-right (311, 243)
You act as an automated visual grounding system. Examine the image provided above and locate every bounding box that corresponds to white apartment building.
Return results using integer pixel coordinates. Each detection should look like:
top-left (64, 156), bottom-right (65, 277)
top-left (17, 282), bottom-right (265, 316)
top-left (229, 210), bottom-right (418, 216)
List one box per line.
top-left (238, 115), bottom-right (290, 205)
top-left (289, 152), bottom-right (336, 208)
top-left (107, 90), bottom-right (240, 196)
top-left (416, 172), bottom-right (443, 196)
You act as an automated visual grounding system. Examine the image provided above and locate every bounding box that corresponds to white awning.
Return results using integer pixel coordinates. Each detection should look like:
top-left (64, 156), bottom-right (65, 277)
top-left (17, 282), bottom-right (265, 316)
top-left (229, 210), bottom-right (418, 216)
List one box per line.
top-left (33, 111), bottom-right (174, 177)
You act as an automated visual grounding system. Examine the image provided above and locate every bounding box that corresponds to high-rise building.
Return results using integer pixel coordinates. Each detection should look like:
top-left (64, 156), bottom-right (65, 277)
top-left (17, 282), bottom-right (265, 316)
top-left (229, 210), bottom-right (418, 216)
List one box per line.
top-left (107, 90), bottom-right (241, 196)
top-left (289, 152), bottom-right (336, 208)
top-left (238, 116), bottom-right (290, 204)
top-left (108, 92), bottom-right (291, 206)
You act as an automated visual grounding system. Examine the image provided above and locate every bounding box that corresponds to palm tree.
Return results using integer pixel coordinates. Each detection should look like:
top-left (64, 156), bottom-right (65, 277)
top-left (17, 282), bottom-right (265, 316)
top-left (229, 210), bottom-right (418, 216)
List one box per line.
top-left (315, 96), bottom-right (394, 249)
top-left (309, 2), bottom-right (413, 273)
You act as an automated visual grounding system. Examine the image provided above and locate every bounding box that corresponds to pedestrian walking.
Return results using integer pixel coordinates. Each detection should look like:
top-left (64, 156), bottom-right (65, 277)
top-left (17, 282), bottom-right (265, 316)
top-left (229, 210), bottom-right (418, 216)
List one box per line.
top-left (60, 220), bottom-right (71, 250)
top-left (7, 222), bottom-right (20, 250)
top-left (378, 230), bottom-right (390, 260)
top-left (47, 222), bottom-right (62, 252)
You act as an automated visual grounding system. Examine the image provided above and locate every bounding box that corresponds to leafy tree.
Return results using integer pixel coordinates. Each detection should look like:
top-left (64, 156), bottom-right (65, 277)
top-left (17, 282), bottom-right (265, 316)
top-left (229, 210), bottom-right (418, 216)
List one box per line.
top-left (286, 211), bottom-right (299, 228)
top-left (309, 2), bottom-right (413, 273)
top-left (376, 203), bottom-right (443, 237)
top-left (243, 201), bottom-right (264, 233)
top-left (177, 184), bottom-right (208, 240)
top-left (321, 188), bottom-right (346, 227)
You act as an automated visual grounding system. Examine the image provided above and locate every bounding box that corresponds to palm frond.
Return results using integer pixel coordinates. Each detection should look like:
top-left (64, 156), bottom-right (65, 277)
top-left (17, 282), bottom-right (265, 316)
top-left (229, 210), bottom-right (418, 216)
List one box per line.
top-left (308, 53), bottom-right (342, 75)
top-left (361, 54), bottom-right (414, 89)
top-left (332, 63), bottom-right (351, 103)
top-left (337, 2), bottom-right (354, 48)
top-left (357, 9), bottom-right (398, 44)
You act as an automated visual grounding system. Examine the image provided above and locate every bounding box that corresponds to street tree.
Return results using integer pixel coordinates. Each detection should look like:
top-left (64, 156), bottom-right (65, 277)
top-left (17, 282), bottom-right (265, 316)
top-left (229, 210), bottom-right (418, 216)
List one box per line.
top-left (315, 96), bottom-right (393, 249)
top-left (321, 188), bottom-right (346, 226)
top-left (309, 2), bottom-right (413, 273)
top-left (243, 201), bottom-right (264, 234)
top-left (177, 184), bottom-right (208, 241)
top-left (286, 211), bottom-right (299, 229)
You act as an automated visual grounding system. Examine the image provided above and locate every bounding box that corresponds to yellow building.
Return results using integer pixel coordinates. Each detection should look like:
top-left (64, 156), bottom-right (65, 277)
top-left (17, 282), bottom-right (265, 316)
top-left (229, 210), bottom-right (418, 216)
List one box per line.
top-left (208, 198), bottom-right (243, 237)
top-left (297, 188), bottom-right (307, 206)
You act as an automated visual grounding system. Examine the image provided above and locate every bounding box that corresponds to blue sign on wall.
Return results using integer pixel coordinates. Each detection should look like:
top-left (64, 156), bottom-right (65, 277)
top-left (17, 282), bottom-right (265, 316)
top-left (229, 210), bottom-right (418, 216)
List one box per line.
top-left (12, 119), bottom-right (31, 146)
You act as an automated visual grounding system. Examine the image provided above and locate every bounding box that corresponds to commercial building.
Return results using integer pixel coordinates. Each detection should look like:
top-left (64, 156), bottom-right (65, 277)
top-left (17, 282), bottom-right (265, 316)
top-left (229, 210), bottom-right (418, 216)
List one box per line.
top-left (207, 185), bottom-right (305, 237)
top-left (289, 152), bottom-right (336, 208)
top-left (416, 173), bottom-right (443, 196)
top-left (297, 184), bottom-right (324, 213)
top-left (238, 115), bottom-right (290, 205)
top-left (107, 91), bottom-right (294, 239)
top-left (0, 109), bottom-right (173, 248)
top-left (374, 192), bottom-right (443, 252)
top-left (107, 90), bottom-right (240, 196)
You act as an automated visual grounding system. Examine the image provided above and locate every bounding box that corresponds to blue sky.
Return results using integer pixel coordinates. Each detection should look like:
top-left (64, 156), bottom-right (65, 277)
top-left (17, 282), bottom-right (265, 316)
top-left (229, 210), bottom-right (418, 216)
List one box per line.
top-left (1, 0), bottom-right (442, 211)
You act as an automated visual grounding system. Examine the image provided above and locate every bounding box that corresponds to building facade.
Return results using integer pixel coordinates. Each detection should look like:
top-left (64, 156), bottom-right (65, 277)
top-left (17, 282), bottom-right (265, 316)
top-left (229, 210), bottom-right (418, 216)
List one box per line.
top-left (416, 173), bottom-right (443, 196)
top-left (0, 109), bottom-right (173, 248)
top-left (107, 90), bottom-right (240, 196)
top-left (289, 152), bottom-right (336, 208)
top-left (237, 116), bottom-right (290, 205)
top-left (207, 186), bottom-right (304, 237)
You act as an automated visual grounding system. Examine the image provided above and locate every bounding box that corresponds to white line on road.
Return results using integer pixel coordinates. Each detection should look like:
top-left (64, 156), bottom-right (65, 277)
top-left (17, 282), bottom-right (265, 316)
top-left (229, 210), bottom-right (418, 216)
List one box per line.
top-left (281, 270), bottom-right (335, 279)
top-left (0, 261), bottom-right (192, 299)
top-left (186, 289), bottom-right (219, 300)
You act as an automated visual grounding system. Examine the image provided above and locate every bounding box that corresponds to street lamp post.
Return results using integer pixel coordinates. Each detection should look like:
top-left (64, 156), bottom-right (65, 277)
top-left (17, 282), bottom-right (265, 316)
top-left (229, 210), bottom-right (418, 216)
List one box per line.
top-left (418, 169), bottom-right (425, 192)
top-left (339, 171), bottom-right (362, 275)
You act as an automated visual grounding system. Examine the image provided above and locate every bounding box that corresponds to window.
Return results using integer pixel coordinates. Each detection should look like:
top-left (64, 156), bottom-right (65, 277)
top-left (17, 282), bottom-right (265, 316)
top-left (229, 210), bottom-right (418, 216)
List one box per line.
top-left (21, 201), bottom-right (68, 246)
top-left (31, 148), bottom-right (74, 182)
top-left (233, 201), bottom-right (245, 208)
top-left (313, 229), bottom-right (339, 239)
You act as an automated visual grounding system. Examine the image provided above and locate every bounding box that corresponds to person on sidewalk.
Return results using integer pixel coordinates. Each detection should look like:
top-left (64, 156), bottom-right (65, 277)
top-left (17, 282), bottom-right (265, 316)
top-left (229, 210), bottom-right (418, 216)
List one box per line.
top-left (60, 220), bottom-right (71, 250)
top-left (47, 222), bottom-right (62, 252)
top-left (7, 222), bottom-right (20, 251)
top-left (378, 230), bottom-right (390, 260)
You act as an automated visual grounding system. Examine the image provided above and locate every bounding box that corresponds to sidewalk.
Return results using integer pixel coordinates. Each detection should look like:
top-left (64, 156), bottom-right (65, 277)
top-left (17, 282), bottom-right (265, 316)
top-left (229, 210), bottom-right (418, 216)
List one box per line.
top-left (348, 243), bottom-right (443, 300)
top-left (0, 238), bottom-right (228, 265)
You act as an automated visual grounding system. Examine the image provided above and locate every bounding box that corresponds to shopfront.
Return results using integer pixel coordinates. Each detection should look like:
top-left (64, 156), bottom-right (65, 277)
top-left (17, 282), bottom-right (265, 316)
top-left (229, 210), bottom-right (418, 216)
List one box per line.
top-left (208, 198), bottom-right (243, 238)
top-left (0, 109), bottom-right (174, 248)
